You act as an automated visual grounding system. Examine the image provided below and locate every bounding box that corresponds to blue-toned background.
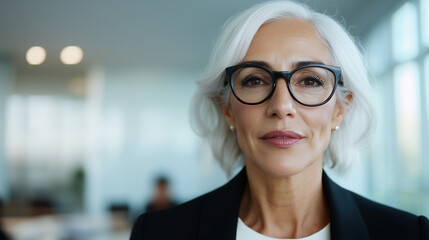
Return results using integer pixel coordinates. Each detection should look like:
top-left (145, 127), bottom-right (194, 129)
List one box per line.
top-left (0, 0), bottom-right (428, 239)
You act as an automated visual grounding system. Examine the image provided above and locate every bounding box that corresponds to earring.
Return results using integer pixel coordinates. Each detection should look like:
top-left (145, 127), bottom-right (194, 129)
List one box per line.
top-left (229, 125), bottom-right (235, 131)
top-left (333, 126), bottom-right (340, 131)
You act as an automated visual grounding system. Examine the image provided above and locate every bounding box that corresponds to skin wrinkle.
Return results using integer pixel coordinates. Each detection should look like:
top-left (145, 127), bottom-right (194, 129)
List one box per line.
top-left (222, 18), bottom-right (351, 238)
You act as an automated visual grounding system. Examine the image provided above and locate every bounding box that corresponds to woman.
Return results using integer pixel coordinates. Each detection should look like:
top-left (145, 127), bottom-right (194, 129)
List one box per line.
top-left (131, 1), bottom-right (429, 239)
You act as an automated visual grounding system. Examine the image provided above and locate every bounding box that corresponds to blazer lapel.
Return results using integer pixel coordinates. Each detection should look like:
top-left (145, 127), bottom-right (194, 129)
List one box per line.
top-left (323, 171), bottom-right (371, 240)
top-left (197, 168), bottom-right (371, 240)
top-left (198, 167), bottom-right (247, 240)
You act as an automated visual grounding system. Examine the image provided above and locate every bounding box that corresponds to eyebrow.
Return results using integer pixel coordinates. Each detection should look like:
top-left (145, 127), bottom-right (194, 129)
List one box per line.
top-left (239, 60), bottom-right (271, 68)
top-left (239, 60), bottom-right (326, 70)
top-left (292, 61), bottom-right (325, 68)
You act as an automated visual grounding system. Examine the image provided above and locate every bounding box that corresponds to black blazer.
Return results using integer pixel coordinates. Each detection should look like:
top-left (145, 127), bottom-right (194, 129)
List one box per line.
top-left (130, 168), bottom-right (429, 239)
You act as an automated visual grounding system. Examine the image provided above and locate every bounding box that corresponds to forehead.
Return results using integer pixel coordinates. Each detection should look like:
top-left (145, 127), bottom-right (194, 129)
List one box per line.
top-left (243, 18), bottom-right (333, 68)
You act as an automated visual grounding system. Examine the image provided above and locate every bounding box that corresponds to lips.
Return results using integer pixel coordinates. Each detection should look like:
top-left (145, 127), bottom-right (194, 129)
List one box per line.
top-left (260, 130), bottom-right (305, 148)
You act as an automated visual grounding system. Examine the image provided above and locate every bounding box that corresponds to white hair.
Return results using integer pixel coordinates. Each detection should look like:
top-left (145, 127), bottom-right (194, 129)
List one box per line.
top-left (190, 0), bottom-right (376, 176)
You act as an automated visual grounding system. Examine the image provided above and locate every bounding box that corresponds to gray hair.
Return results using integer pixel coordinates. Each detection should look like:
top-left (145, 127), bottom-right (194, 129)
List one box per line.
top-left (190, 1), bottom-right (376, 176)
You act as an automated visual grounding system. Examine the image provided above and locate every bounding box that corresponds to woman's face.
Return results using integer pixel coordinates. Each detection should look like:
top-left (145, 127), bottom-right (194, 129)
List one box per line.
top-left (222, 18), bottom-right (348, 177)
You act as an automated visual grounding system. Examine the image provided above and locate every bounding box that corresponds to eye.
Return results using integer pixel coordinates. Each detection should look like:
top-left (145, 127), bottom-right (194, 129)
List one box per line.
top-left (293, 71), bottom-right (326, 88)
top-left (300, 77), bottom-right (324, 87)
top-left (241, 74), bottom-right (270, 87)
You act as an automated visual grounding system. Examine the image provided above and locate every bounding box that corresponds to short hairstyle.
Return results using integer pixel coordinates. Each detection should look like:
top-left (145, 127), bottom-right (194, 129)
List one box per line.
top-left (190, 0), bottom-right (376, 176)
top-left (155, 176), bottom-right (169, 186)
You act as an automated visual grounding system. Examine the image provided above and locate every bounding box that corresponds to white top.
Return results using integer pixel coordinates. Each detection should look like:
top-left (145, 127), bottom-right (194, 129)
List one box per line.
top-left (236, 218), bottom-right (330, 240)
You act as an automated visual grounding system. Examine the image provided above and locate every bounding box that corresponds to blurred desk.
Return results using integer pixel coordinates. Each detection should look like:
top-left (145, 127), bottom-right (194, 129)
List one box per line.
top-left (3, 213), bottom-right (131, 240)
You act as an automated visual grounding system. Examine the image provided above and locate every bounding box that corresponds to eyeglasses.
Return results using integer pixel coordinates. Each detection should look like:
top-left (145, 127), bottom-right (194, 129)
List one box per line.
top-left (225, 63), bottom-right (343, 106)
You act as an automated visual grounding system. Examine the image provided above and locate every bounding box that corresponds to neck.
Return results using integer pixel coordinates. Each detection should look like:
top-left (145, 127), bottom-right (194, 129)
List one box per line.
top-left (239, 162), bottom-right (329, 238)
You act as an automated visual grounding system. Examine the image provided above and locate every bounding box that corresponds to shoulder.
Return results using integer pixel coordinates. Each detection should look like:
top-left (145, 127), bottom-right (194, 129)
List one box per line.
top-left (350, 191), bottom-right (429, 239)
top-left (323, 172), bottom-right (429, 239)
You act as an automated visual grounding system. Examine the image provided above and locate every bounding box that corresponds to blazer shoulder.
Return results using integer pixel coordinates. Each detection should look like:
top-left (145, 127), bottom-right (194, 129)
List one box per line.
top-left (350, 191), bottom-right (429, 239)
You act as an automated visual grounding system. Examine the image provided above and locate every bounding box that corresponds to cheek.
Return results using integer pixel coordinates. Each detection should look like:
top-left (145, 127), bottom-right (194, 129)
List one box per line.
top-left (304, 109), bottom-right (332, 129)
top-left (306, 93), bottom-right (339, 128)
top-left (230, 99), bottom-right (265, 148)
top-left (301, 103), bottom-right (336, 145)
top-left (230, 98), bottom-right (263, 130)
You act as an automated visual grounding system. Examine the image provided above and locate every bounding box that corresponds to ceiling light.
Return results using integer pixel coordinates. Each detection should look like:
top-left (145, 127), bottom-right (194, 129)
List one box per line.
top-left (60, 46), bottom-right (83, 65)
top-left (26, 46), bottom-right (46, 65)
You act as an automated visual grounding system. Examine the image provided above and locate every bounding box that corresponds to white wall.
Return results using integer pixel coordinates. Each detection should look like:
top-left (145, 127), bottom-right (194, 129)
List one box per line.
top-left (83, 66), bottom-right (227, 215)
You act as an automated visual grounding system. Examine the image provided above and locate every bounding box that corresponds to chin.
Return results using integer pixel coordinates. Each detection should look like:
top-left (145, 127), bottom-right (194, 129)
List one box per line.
top-left (254, 154), bottom-right (318, 178)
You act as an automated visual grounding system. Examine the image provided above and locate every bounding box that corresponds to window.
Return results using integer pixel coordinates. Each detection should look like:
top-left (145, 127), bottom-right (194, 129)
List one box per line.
top-left (367, 20), bottom-right (390, 75)
top-left (366, 0), bottom-right (428, 216)
top-left (392, 2), bottom-right (418, 62)
top-left (425, 55), bottom-right (429, 140)
top-left (393, 62), bottom-right (422, 184)
top-left (421, 0), bottom-right (429, 46)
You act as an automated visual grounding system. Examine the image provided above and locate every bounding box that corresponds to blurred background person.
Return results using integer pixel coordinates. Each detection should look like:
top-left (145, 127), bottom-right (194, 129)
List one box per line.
top-left (145, 177), bottom-right (177, 212)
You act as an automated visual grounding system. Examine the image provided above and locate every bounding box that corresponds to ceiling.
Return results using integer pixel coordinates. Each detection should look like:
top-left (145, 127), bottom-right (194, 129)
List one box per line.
top-left (0, 0), bottom-right (403, 72)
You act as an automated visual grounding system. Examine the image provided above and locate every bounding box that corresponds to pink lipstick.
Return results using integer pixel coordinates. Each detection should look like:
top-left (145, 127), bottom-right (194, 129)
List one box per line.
top-left (260, 130), bottom-right (304, 148)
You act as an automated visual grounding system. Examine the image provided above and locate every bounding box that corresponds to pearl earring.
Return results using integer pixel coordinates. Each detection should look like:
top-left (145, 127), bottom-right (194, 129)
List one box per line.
top-left (333, 126), bottom-right (340, 131)
top-left (229, 125), bottom-right (235, 131)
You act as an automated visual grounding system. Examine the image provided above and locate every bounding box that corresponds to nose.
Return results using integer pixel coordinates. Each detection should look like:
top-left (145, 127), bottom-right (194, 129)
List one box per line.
top-left (266, 79), bottom-right (297, 118)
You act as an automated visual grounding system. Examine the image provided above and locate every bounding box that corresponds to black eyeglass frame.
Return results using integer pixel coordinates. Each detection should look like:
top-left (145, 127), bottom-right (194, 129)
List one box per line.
top-left (225, 63), bottom-right (343, 107)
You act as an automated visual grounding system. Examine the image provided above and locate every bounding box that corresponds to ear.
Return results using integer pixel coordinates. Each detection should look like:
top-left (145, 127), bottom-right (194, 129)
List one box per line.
top-left (331, 93), bottom-right (352, 131)
top-left (219, 97), bottom-right (236, 128)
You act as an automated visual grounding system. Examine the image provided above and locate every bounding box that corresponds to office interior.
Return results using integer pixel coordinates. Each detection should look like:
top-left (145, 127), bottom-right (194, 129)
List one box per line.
top-left (0, 0), bottom-right (428, 239)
